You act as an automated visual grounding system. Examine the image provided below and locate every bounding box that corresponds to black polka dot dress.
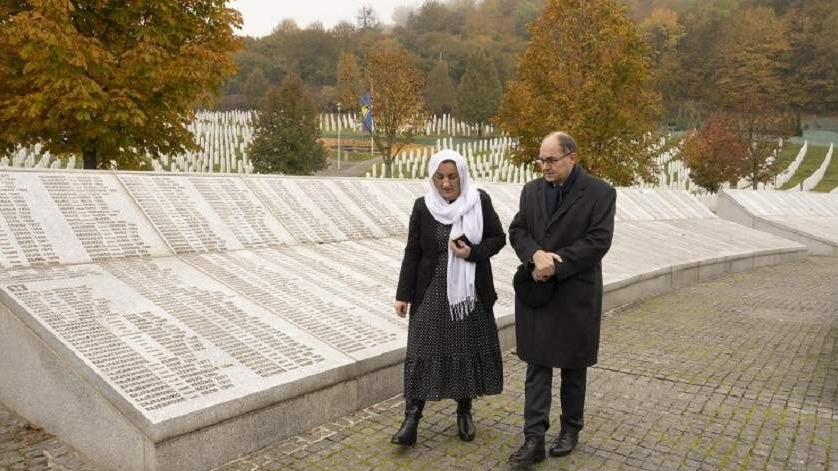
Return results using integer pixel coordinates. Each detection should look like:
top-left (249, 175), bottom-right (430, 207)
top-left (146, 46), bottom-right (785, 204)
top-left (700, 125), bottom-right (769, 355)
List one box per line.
top-left (403, 220), bottom-right (504, 401)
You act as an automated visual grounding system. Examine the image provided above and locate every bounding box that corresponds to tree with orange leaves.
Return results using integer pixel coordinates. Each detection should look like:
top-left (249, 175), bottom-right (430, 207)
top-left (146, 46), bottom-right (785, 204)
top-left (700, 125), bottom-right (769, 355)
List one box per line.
top-left (0, 1), bottom-right (242, 170)
top-left (681, 114), bottom-right (750, 193)
top-left (494, 0), bottom-right (661, 186)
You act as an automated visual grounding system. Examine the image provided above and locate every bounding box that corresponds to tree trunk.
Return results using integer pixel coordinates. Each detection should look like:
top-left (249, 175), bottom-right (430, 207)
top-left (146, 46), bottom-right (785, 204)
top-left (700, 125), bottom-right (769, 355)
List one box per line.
top-left (83, 145), bottom-right (97, 170)
top-left (384, 158), bottom-right (392, 178)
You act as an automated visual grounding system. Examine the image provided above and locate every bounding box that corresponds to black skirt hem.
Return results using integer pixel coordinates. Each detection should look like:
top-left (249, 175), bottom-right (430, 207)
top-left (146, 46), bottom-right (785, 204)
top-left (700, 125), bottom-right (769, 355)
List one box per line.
top-left (403, 350), bottom-right (504, 401)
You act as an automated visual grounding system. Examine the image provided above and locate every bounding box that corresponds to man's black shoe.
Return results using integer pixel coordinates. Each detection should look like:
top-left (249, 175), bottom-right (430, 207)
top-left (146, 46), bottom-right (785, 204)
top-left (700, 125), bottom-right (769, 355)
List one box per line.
top-left (548, 431), bottom-right (579, 457)
top-left (508, 436), bottom-right (546, 466)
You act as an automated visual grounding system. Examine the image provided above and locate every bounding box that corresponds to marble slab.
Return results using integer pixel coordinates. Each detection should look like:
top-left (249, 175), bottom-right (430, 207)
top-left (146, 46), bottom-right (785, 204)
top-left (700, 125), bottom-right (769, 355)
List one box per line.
top-left (0, 257), bottom-right (351, 426)
top-left (0, 170), bottom-right (811, 471)
top-left (0, 171), bottom-right (171, 269)
top-left (718, 190), bottom-right (838, 254)
top-left (725, 189), bottom-right (838, 218)
top-left (182, 246), bottom-right (406, 361)
top-left (119, 174), bottom-right (295, 253)
top-left (245, 178), bottom-right (389, 243)
top-left (480, 183), bottom-right (524, 227)
top-left (616, 188), bottom-right (715, 222)
top-left (763, 216), bottom-right (838, 244)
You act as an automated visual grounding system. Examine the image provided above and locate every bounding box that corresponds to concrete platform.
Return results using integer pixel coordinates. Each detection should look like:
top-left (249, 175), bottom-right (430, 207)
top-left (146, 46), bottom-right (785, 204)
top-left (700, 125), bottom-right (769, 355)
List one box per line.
top-left (717, 189), bottom-right (838, 256)
top-left (0, 169), bottom-right (806, 471)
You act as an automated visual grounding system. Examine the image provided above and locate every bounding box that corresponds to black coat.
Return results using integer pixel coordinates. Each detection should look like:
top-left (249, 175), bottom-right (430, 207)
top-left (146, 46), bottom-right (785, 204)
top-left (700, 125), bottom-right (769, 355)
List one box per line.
top-left (396, 189), bottom-right (506, 314)
top-left (509, 169), bottom-right (616, 368)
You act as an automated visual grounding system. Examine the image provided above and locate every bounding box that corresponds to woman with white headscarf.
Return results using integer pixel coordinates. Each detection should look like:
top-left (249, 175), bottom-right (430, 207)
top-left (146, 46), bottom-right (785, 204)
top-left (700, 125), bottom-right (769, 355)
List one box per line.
top-left (392, 149), bottom-right (506, 446)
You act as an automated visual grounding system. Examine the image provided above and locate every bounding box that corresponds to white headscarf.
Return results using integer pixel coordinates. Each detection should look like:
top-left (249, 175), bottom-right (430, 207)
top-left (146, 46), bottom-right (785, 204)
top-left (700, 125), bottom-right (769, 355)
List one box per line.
top-left (425, 149), bottom-right (483, 320)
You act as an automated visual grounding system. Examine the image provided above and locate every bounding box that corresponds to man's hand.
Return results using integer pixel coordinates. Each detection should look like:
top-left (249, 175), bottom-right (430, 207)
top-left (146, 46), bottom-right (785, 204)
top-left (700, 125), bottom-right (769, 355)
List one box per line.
top-left (533, 250), bottom-right (556, 278)
top-left (532, 251), bottom-right (563, 281)
top-left (394, 300), bottom-right (409, 317)
top-left (450, 239), bottom-right (471, 259)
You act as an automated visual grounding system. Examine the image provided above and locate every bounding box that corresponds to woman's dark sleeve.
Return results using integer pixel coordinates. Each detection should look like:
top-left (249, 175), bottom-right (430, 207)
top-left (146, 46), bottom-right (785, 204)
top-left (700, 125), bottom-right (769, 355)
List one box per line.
top-left (396, 198), bottom-right (423, 302)
top-left (466, 190), bottom-right (506, 263)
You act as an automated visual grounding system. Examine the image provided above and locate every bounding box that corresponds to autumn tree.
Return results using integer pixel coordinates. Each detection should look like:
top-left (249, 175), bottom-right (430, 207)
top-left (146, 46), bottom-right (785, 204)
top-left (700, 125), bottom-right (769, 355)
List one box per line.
top-left (365, 44), bottom-right (425, 178)
top-left (712, 7), bottom-right (791, 188)
top-left (0, 1), bottom-right (241, 169)
top-left (244, 68), bottom-right (269, 109)
top-left (336, 52), bottom-right (365, 110)
top-left (456, 51), bottom-right (502, 135)
top-left (639, 8), bottom-right (685, 120)
top-left (423, 60), bottom-right (457, 116)
top-left (495, 0), bottom-right (662, 185)
top-left (681, 114), bottom-right (750, 192)
top-left (248, 73), bottom-right (327, 175)
top-left (785, 1), bottom-right (838, 114)
top-left (672, 0), bottom-right (741, 122)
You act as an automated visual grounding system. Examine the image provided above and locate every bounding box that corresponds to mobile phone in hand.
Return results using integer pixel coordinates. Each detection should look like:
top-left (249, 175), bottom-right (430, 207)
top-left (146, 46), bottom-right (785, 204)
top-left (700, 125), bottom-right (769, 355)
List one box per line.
top-left (450, 231), bottom-right (472, 247)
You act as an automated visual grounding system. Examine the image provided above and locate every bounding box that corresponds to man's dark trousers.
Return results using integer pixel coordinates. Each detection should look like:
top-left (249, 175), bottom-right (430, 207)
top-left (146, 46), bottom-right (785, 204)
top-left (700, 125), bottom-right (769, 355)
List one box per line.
top-left (523, 364), bottom-right (587, 437)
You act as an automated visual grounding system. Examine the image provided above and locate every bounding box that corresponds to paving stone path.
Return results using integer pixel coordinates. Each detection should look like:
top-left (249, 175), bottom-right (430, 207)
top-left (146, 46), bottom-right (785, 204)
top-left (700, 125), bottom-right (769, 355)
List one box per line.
top-left (2, 257), bottom-right (836, 471)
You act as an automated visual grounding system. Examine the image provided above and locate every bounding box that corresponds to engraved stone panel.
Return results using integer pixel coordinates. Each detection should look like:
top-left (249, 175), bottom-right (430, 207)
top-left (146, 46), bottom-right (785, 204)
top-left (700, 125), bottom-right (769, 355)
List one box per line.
top-left (0, 172), bottom-right (170, 268)
top-left (481, 183), bottom-right (523, 227)
top-left (728, 190), bottom-right (838, 218)
top-left (0, 258), bottom-right (349, 424)
top-left (330, 180), bottom-right (421, 236)
top-left (120, 174), bottom-right (295, 253)
top-left (245, 178), bottom-right (426, 243)
top-left (371, 180), bottom-right (427, 221)
top-left (184, 247), bottom-right (405, 360)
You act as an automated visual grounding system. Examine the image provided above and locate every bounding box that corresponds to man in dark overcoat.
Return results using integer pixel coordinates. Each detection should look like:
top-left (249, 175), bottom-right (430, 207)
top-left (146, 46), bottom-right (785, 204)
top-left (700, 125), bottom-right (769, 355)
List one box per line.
top-left (507, 131), bottom-right (616, 466)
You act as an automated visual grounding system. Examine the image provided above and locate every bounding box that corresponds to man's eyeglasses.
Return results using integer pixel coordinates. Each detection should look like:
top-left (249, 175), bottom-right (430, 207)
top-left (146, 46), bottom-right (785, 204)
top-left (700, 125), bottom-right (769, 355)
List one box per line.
top-left (537, 151), bottom-right (575, 167)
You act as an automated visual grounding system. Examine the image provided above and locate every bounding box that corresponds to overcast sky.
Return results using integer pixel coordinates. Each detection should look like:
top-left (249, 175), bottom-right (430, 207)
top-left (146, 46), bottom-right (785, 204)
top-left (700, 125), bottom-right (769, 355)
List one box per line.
top-left (227, 1), bottom-right (425, 38)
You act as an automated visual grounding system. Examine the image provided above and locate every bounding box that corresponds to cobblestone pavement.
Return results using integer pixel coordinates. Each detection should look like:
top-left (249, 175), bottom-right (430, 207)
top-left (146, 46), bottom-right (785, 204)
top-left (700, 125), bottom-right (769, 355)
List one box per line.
top-left (2, 257), bottom-right (837, 470)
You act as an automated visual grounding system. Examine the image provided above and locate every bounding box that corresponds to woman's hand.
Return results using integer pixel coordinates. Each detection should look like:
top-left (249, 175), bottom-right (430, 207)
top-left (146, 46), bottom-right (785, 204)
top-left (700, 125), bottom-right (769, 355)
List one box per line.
top-left (394, 300), bottom-right (409, 317)
top-left (450, 239), bottom-right (471, 259)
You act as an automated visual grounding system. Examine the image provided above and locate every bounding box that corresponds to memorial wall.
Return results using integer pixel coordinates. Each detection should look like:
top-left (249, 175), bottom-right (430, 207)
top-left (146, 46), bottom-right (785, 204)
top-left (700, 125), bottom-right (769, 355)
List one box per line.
top-left (0, 169), bottom-right (807, 471)
top-left (718, 190), bottom-right (838, 256)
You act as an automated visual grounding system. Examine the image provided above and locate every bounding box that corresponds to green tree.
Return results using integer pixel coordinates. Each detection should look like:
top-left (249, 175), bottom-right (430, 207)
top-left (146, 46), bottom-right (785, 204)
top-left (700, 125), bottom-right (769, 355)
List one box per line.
top-left (365, 44), bottom-right (425, 178)
top-left (406, 1), bottom-right (464, 35)
top-left (712, 7), bottom-right (791, 188)
top-left (639, 8), bottom-right (685, 120)
top-left (681, 114), bottom-right (750, 192)
top-left (495, 0), bottom-right (662, 185)
top-left (423, 60), bottom-right (457, 116)
top-left (336, 52), bottom-right (365, 110)
top-left (244, 68), bottom-right (269, 109)
top-left (456, 51), bottom-right (502, 134)
top-left (0, 1), bottom-right (241, 169)
top-left (248, 73), bottom-right (328, 175)
top-left (786, 1), bottom-right (838, 114)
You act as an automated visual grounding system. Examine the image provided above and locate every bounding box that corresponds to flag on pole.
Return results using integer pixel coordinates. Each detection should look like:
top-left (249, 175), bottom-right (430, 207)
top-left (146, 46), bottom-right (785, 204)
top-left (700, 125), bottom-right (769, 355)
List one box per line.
top-left (360, 92), bottom-right (373, 133)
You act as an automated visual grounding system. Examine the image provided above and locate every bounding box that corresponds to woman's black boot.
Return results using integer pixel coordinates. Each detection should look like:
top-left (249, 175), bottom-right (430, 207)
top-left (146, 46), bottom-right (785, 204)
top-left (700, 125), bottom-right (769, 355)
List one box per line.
top-left (456, 398), bottom-right (476, 442)
top-left (391, 399), bottom-right (425, 445)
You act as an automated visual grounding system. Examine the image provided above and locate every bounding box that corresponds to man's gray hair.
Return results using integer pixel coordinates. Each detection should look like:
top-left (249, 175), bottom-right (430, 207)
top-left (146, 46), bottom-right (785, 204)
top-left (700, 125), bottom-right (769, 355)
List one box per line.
top-left (546, 131), bottom-right (577, 155)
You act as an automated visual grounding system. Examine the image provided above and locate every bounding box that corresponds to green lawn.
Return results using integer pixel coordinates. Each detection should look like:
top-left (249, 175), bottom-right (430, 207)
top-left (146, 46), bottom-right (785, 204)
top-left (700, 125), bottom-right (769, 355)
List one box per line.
top-left (328, 148), bottom-right (375, 162)
top-left (780, 143), bottom-right (832, 191)
top-left (813, 144), bottom-right (838, 192)
top-left (773, 142), bottom-right (803, 173)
